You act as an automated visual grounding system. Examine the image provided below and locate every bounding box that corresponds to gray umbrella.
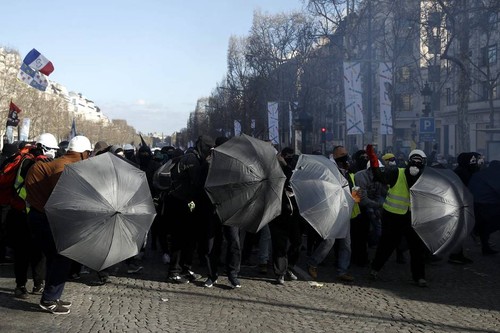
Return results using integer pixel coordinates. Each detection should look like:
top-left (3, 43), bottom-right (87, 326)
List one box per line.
top-left (290, 154), bottom-right (354, 239)
top-left (204, 134), bottom-right (286, 233)
top-left (410, 167), bottom-right (475, 256)
top-left (45, 152), bottom-right (156, 271)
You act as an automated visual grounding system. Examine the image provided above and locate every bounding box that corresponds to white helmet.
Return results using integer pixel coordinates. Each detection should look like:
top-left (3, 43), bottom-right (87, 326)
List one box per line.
top-left (409, 149), bottom-right (427, 159)
top-left (36, 133), bottom-right (59, 149)
top-left (68, 135), bottom-right (92, 153)
top-left (123, 144), bottom-right (134, 151)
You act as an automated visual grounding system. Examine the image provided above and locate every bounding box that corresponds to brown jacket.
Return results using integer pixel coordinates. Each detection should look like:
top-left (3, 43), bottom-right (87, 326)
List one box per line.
top-left (25, 151), bottom-right (87, 212)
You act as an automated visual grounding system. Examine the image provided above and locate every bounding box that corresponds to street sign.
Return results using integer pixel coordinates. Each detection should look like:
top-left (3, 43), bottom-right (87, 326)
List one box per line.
top-left (419, 117), bottom-right (435, 134)
top-left (419, 133), bottom-right (435, 142)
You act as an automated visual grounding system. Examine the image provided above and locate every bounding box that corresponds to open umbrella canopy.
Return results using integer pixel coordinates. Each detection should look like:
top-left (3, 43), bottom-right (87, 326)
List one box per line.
top-left (45, 152), bottom-right (156, 271)
top-left (290, 154), bottom-right (354, 239)
top-left (204, 134), bottom-right (286, 233)
top-left (410, 167), bottom-right (475, 256)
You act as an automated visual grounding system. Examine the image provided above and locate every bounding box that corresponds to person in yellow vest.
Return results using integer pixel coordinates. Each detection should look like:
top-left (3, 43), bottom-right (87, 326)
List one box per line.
top-left (367, 146), bottom-right (429, 287)
top-left (10, 134), bottom-right (57, 299)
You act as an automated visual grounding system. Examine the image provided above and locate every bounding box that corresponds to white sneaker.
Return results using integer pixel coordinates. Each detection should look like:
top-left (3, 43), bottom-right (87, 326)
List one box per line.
top-left (162, 253), bottom-right (170, 264)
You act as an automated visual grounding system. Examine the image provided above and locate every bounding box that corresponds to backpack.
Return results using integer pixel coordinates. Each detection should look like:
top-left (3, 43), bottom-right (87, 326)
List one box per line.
top-left (152, 159), bottom-right (178, 191)
top-left (168, 152), bottom-right (202, 203)
top-left (0, 147), bottom-right (32, 207)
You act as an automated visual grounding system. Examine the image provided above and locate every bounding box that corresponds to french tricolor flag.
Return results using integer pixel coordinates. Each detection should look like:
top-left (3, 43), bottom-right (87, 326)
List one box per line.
top-left (23, 48), bottom-right (54, 76)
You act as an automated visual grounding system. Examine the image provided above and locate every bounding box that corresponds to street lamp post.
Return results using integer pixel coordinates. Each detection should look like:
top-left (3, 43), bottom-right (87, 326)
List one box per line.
top-left (420, 82), bottom-right (432, 117)
top-left (293, 110), bottom-right (313, 154)
top-left (410, 120), bottom-right (417, 148)
top-left (420, 82), bottom-right (433, 152)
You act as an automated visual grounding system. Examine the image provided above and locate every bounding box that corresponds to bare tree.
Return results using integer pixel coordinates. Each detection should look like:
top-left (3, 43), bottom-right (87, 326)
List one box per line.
top-left (245, 10), bottom-right (318, 146)
top-left (433, 0), bottom-right (494, 152)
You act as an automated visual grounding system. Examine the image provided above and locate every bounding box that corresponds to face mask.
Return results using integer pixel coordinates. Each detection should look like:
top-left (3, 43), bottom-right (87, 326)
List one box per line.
top-left (44, 148), bottom-right (56, 159)
top-left (409, 166), bottom-right (420, 176)
top-left (335, 155), bottom-right (349, 164)
top-left (388, 161), bottom-right (397, 166)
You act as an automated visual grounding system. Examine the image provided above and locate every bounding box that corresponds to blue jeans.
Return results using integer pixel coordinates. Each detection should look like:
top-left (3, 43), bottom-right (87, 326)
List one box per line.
top-left (258, 225), bottom-right (271, 265)
top-left (307, 233), bottom-right (351, 275)
top-left (28, 209), bottom-right (72, 302)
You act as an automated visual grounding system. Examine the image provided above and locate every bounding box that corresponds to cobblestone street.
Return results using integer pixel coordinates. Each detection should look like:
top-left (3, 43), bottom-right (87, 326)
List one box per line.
top-left (1, 234), bottom-right (500, 333)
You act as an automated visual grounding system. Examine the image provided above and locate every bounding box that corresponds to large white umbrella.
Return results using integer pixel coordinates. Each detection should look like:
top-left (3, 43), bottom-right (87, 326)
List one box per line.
top-left (45, 152), bottom-right (156, 271)
top-left (290, 154), bottom-right (354, 239)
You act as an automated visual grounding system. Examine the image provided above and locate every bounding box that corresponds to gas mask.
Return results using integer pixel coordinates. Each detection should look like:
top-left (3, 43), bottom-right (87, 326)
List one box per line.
top-left (408, 156), bottom-right (424, 176)
top-left (409, 166), bottom-right (420, 176)
top-left (388, 160), bottom-right (397, 166)
top-left (42, 146), bottom-right (57, 159)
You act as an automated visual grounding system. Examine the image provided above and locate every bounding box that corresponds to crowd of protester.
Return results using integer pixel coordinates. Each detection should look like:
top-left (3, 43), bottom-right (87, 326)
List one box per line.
top-left (0, 133), bottom-right (497, 315)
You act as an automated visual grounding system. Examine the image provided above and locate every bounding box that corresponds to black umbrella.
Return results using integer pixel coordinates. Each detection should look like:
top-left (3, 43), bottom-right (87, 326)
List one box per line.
top-left (45, 152), bottom-right (156, 271)
top-left (410, 167), bottom-right (475, 255)
top-left (204, 134), bottom-right (286, 233)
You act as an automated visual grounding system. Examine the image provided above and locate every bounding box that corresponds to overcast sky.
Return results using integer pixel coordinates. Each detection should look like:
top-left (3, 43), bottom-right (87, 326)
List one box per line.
top-left (2, 0), bottom-right (304, 136)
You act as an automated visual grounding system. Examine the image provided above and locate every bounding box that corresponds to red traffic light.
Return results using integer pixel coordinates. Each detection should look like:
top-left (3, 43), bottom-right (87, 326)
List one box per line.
top-left (321, 127), bottom-right (327, 132)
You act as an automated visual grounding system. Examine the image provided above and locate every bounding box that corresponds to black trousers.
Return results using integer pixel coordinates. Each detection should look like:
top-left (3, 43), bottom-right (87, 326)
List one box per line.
top-left (8, 208), bottom-right (45, 288)
top-left (166, 196), bottom-right (201, 276)
top-left (350, 213), bottom-right (370, 266)
top-left (268, 213), bottom-right (302, 276)
top-left (371, 210), bottom-right (426, 281)
top-left (203, 213), bottom-right (241, 280)
top-left (474, 203), bottom-right (500, 250)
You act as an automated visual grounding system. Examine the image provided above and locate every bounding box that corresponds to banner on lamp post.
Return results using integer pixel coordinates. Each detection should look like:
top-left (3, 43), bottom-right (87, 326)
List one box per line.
top-left (267, 101), bottom-right (279, 145)
top-left (5, 126), bottom-right (14, 143)
top-left (19, 118), bottom-right (30, 142)
top-left (289, 102), bottom-right (298, 146)
top-left (379, 62), bottom-right (393, 135)
top-left (343, 62), bottom-right (365, 135)
top-left (234, 120), bottom-right (241, 136)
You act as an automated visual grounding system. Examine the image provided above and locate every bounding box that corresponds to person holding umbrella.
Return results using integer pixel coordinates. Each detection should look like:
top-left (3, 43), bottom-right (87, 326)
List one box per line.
top-left (202, 136), bottom-right (243, 288)
top-left (167, 135), bottom-right (214, 285)
top-left (448, 152), bottom-right (481, 264)
top-left (306, 145), bottom-right (355, 282)
top-left (269, 147), bottom-right (302, 285)
top-left (367, 146), bottom-right (428, 287)
top-left (469, 159), bottom-right (500, 256)
top-left (25, 135), bottom-right (92, 314)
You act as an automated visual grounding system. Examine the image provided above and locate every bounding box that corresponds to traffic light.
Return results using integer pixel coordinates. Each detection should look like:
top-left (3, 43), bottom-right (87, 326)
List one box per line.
top-left (320, 127), bottom-right (327, 143)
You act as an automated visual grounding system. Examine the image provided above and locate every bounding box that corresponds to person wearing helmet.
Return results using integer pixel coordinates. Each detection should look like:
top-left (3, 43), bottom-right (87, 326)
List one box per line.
top-left (8, 137), bottom-right (56, 299)
top-left (36, 133), bottom-right (59, 160)
top-left (366, 146), bottom-right (428, 287)
top-left (24, 135), bottom-right (92, 315)
top-left (123, 144), bottom-right (136, 162)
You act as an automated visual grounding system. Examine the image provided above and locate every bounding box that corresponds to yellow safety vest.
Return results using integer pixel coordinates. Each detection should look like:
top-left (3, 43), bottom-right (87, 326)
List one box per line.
top-left (383, 168), bottom-right (410, 215)
top-left (14, 157), bottom-right (30, 213)
top-left (349, 173), bottom-right (361, 218)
